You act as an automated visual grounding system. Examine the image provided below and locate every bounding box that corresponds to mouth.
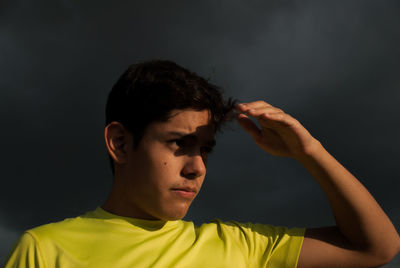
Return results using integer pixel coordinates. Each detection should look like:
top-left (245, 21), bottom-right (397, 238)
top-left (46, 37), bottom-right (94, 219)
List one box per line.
top-left (170, 187), bottom-right (197, 199)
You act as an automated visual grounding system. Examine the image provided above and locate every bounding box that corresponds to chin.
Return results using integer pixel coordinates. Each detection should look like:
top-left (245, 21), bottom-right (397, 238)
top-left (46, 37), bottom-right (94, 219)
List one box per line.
top-left (159, 206), bottom-right (190, 221)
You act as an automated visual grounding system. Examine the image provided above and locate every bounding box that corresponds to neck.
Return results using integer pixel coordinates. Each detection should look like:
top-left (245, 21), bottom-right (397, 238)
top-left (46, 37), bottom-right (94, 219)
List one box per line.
top-left (102, 179), bottom-right (159, 220)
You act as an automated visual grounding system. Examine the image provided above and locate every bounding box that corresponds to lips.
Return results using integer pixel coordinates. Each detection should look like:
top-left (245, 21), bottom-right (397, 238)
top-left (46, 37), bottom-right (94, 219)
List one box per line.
top-left (172, 186), bottom-right (196, 193)
top-left (171, 187), bottom-right (197, 198)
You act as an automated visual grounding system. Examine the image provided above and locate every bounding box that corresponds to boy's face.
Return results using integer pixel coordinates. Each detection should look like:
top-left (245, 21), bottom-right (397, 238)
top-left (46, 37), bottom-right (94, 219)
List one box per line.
top-left (121, 109), bottom-right (215, 221)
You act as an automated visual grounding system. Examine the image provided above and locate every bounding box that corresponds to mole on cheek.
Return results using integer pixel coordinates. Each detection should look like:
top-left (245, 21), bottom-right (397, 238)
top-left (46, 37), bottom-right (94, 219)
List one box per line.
top-left (163, 162), bottom-right (167, 166)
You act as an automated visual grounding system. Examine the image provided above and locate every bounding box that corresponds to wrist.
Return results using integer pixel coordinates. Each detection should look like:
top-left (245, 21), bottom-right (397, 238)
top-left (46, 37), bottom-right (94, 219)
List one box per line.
top-left (295, 138), bottom-right (325, 162)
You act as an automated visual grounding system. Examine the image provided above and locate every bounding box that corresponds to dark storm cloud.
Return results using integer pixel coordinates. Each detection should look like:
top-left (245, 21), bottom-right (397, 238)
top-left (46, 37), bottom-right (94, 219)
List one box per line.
top-left (1, 0), bottom-right (400, 265)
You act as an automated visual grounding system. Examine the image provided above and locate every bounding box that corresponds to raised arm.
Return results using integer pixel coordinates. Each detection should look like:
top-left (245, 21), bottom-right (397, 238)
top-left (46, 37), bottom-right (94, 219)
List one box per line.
top-left (236, 101), bottom-right (400, 268)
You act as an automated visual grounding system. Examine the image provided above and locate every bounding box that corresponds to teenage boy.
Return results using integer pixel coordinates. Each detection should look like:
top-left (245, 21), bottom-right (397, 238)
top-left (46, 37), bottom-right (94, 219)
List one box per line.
top-left (5, 60), bottom-right (400, 267)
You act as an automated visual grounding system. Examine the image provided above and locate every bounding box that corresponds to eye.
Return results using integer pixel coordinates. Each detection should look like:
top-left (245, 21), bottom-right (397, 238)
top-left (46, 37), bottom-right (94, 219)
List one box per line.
top-left (168, 139), bottom-right (185, 148)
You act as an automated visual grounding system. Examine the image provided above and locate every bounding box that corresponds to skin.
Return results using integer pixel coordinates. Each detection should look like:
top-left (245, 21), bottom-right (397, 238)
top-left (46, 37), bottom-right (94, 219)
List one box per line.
top-left (104, 102), bottom-right (400, 267)
top-left (236, 101), bottom-right (400, 267)
top-left (103, 109), bottom-right (215, 221)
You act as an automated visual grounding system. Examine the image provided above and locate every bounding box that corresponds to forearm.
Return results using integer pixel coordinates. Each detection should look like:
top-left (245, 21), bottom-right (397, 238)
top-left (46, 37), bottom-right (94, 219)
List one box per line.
top-left (236, 100), bottom-right (400, 265)
top-left (297, 140), bottom-right (400, 259)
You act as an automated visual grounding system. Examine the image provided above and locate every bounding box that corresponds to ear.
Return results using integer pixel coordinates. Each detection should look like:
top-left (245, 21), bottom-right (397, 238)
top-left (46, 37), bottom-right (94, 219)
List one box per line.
top-left (104, 122), bottom-right (132, 166)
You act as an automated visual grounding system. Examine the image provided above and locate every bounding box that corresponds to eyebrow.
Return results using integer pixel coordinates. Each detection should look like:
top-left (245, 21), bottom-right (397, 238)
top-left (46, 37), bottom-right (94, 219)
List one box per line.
top-left (167, 131), bottom-right (216, 147)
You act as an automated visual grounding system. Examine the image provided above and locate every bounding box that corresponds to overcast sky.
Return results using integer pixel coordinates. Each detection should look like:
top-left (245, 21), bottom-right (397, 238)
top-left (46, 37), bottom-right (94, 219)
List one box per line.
top-left (1, 0), bottom-right (399, 266)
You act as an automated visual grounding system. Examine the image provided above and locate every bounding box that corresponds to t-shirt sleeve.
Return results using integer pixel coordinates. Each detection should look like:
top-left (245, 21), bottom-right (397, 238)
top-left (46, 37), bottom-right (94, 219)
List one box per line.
top-left (4, 232), bottom-right (46, 268)
top-left (216, 220), bottom-right (305, 268)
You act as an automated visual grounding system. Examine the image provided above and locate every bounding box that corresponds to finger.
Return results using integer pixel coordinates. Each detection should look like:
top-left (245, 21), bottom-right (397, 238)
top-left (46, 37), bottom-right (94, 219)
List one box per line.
top-left (242, 100), bottom-right (273, 108)
top-left (236, 113), bottom-right (261, 140)
top-left (259, 112), bottom-right (296, 129)
top-left (245, 107), bottom-right (284, 118)
top-left (236, 101), bottom-right (274, 112)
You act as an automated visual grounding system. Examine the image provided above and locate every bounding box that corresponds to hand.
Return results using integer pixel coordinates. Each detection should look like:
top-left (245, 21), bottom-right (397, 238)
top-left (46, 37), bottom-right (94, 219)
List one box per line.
top-left (236, 101), bottom-right (320, 159)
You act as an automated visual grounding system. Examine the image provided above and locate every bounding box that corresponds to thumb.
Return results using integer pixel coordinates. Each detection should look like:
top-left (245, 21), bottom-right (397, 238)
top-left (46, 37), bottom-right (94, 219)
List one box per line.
top-left (237, 113), bottom-right (261, 141)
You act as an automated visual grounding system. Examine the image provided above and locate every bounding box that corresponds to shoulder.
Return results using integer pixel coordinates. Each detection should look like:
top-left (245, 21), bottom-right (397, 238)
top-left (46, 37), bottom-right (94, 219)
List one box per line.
top-left (193, 219), bottom-right (305, 249)
top-left (195, 219), bottom-right (305, 267)
top-left (28, 214), bottom-right (87, 238)
top-left (4, 232), bottom-right (46, 268)
top-left (24, 208), bottom-right (106, 248)
top-left (198, 219), bottom-right (304, 237)
top-left (4, 210), bottom-right (100, 268)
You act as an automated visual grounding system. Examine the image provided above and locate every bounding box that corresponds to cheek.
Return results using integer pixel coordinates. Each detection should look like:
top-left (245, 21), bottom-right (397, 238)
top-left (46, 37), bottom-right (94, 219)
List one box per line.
top-left (156, 157), bottom-right (186, 182)
top-left (198, 175), bottom-right (206, 187)
top-left (158, 159), bottom-right (176, 175)
top-left (145, 148), bottom-right (183, 181)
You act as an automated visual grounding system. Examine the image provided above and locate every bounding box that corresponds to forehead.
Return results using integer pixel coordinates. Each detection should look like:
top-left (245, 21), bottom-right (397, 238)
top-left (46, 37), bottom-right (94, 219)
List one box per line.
top-left (147, 109), bottom-right (215, 139)
top-left (168, 109), bottom-right (212, 129)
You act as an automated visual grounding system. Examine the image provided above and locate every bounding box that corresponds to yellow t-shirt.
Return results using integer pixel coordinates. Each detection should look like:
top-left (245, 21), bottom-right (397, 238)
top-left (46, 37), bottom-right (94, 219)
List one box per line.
top-left (5, 207), bottom-right (304, 268)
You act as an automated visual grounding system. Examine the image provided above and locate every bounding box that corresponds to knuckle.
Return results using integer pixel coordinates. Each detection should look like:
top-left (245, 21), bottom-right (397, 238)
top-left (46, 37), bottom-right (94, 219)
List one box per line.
top-left (259, 100), bottom-right (271, 106)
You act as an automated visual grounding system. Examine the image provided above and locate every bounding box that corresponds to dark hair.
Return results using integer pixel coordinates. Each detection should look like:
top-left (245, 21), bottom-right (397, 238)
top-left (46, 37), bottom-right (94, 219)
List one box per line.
top-left (105, 60), bottom-right (236, 174)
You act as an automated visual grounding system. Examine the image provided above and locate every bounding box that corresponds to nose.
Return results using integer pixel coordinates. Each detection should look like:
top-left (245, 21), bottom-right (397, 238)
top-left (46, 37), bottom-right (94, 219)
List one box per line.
top-left (181, 154), bottom-right (206, 180)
